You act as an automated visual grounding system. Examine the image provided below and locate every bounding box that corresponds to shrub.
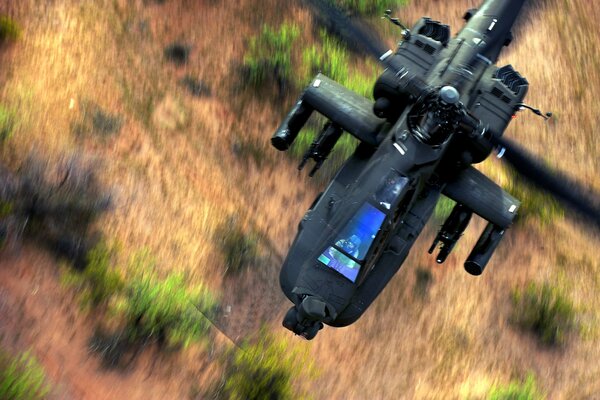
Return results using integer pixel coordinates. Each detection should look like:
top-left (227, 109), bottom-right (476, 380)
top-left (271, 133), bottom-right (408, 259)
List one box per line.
top-left (116, 266), bottom-right (219, 348)
top-left (302, 32), bottom-right (349, 86)
top-left (502, 166), bottom-right (563, 225)
top-left (331, 0), bottom-right (408, 16)
top-left (0, 350), bottom-right (50, 400)
top-left (72, 102), bottom-right (123, 138)
top-left (14, 155), bottom-right (110, 267)
top-left (488, 374), bottom-right (545, 400)
top-left (62, 242), bottom-right (124, 308)
top-left (511, 282), bottom-right (576, 346)
top-left (0, 156), bottom-right (110, 266)
top-left (243, 23), bottom-right (300, 92)
top-left (216, 216), bottom-right (261, 275)
top-left (413, 267), bottom-right (433, 299)
top-left (301, 30), bottom-right (378, 98)
top-left (0, 105), bottom-right (15, 143)
top-left (164, 42), bottom-right (190, 66)
top-left (0, 16), bottom-right (21, 43)
top-left (218, 332), bottom-right (315, 400)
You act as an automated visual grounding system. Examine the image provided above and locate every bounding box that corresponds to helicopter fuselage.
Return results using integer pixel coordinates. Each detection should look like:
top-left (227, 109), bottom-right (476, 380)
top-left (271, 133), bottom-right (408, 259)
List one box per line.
top-left (277, 0), bottom-right (529, 338)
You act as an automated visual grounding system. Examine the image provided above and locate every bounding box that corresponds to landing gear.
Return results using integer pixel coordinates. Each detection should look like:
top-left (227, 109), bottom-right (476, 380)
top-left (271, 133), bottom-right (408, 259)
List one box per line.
top-left (282, 296), bottom-right (327, 340)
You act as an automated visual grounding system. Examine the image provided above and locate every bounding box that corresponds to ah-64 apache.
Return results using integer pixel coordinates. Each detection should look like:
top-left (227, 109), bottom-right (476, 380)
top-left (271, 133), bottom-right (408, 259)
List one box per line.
top-left (271, 0), bottom-right (600, 339)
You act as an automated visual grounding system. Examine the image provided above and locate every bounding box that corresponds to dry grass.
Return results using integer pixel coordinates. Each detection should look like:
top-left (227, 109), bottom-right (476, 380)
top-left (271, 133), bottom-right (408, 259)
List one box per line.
top-left (0, 0), bottom-right (598, 399)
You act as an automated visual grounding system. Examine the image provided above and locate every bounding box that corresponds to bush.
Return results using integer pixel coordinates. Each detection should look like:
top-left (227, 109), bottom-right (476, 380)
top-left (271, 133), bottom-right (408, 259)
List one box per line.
top-left (12, 155), bottom-right (111, 267)
top-left (413, 267), bottom-right (433, 299)
top-left (301, 30), bottom-right (377, 98)
top-left (116, 265), bottom-right (219, 348)
top-left (329, 0), bottom-right (408, 16)
top-left (503, 166), bottom-right (563, 225)
top-left (72, 102), bottom-right (123, 138)
top-left (0, 350), bottom-right (50, 400)
top-left (1, 156), bottom-right (110, 265)
top-left (0, 16), bottom-right (21, 43)
top-left (488, 374), bottom-right (545, 400)
top-left (164, 42), bottom-right (190, 66)
top-left (62, 242), bottom-right (124, 308)
top-left (511, 282), bottom-right (576, 346)
top-left (243, 23), bottom-right (300, 92)
top-left (0, 105), bottom-right (15, 143)
top-left (218, 332), bottom-right (315, 400)
top-left (216, 216), bottom-right (261, 275)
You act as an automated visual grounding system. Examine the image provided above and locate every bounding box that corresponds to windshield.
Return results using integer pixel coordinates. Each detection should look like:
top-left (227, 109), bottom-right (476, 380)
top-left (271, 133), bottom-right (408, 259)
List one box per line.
top-left (317, 202), bottom-right (386, 282)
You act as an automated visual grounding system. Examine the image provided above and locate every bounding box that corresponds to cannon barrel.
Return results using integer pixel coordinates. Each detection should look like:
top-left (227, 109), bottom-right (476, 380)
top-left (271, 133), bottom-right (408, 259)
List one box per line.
top-left (464, 222), bottom-right (505, 275)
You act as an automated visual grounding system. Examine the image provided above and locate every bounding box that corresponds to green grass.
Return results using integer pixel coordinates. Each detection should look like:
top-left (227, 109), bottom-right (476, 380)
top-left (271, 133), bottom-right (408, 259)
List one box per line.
top-left (243, 23), bottom-right (300, 90)
top-left (116, 256), bottom-right (219, 348)
top-left (301, 30), bottom-right (378, 98)
top-left (62, 242), bottom-right (124, 308)
top-left (64, 246), bottom-right (218, 358)
top-left (218, 331), bottom-right (316, 400)
top-left (330, 0), bottom-right (408, 15)
top-left (432, 195), bottom-right (455, 224)
top-left (0, 105), bottom-right (15, 143)
top-left (242, 24), bottom-right (378, 101)
top-left (511, 282), bottom-right (576, 346)
top-left (502, 166), bottom-right (563, 226)
top-left (0, 15), bottom-right (21, 43)
top-left (0, 350), bottom-right (50, 400)
top-left (487, 374), bottom-right (545, 400)
top-left (289, 125), bottom-right (359, 183)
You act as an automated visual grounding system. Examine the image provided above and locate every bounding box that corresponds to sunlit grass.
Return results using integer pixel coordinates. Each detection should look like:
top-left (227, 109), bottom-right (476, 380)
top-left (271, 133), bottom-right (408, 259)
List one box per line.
top-left (0, 350), bottom-right (50, 400)
top-left (488, 374), bottom-right (545, 400)
top-left (243, 22), bottom-right (300, 90)
top-left (0, 15), bottom-right (21, 43)
top-left (330, 0), bottom-right (409, 15)
top-left (0, 105), bottom-right (15, 143)
top-left (511, 281), bottom-right (577, 346)
top-left (216, 331), bottom-right (317, 400)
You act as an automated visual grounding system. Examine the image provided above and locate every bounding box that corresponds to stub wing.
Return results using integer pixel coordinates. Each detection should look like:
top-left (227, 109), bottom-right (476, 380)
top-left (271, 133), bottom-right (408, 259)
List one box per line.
top-left (443, 166), bottom-right (519, 229)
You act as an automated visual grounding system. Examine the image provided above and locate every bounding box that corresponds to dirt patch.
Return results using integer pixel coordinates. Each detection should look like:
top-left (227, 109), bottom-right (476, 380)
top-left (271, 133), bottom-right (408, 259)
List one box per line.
top-left (0, 247), bottom-right (221, 399)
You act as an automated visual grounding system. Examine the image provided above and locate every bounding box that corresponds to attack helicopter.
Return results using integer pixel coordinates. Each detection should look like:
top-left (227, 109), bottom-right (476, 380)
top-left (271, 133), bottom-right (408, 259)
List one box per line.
top-left (271, 0), bottom-right (600, 339)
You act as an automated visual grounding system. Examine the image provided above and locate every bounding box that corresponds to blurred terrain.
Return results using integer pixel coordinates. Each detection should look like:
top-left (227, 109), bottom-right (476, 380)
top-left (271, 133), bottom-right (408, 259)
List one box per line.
top-left (0, 0), bottom-right (599, 399)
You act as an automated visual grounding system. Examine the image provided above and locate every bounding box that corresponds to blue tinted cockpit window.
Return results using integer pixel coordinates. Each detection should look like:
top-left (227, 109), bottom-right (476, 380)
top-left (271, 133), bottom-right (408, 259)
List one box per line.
top-left (333, 203), bottom-right (386, 261)
top-left (317, 203), bottom-right (387, 282)
top-left (318, 247), bottom-right (361, 282)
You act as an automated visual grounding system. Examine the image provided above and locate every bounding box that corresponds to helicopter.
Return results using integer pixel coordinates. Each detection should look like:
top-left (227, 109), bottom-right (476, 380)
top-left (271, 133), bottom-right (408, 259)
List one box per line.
top-left (270, 0), bottom-right (600, 339)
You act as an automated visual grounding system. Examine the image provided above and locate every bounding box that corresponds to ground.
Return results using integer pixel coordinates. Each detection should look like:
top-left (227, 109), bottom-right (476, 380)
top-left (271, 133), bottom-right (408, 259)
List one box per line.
top-left (0, 0), bottom-right (599, 399)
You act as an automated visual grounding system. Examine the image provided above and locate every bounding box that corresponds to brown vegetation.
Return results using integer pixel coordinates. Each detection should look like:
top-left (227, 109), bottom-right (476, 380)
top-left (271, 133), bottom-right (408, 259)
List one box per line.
top-left (0, 0), bottom-right (598, 398)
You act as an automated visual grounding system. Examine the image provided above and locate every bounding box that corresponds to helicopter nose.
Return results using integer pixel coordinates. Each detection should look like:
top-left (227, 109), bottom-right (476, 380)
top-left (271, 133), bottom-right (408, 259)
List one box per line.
top-left (440, 86), bottom-right (460, 104)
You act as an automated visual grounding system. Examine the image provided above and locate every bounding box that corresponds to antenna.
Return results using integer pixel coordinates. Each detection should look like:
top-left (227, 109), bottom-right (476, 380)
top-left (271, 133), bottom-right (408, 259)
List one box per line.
top-left (382, 9), bottom-right (410, 39)
top-left (516, 103), bottom-right (553, 120)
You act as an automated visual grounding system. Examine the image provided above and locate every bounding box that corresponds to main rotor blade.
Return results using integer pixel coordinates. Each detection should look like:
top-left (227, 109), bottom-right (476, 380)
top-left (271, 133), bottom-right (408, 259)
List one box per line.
top-left (303, 0), bottom-right (390, 61)
top-left (492, 135), bottom-right (600, 229)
